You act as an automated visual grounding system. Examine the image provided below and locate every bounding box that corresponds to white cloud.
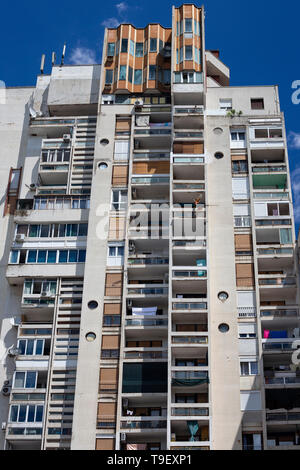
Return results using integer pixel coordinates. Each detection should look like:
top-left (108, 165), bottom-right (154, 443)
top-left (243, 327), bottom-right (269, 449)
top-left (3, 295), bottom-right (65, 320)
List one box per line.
top-left (101, 17), bottom-right (120, 28)
top-left (116, 2), bottom-right (128, 14)
top-left (288, 131), bottom-right (300, 149)
top-left (69, 47), bottom-right (97, 65)
top-left (291, 166), bottom-right (300, 223)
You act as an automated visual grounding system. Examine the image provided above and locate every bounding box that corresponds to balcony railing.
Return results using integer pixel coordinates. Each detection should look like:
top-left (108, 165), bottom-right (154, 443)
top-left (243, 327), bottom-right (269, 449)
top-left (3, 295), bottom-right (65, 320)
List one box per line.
top-left (131, 177), bottom-right (170, 185)
top-left (127, 287), bottom-right (169, 296)
top-left (172, 269), bottom-right (207, 279)
top-left (174, 132), bottom-right (204, 139)
top-left (173, 182), bottom-right (205, 190)
top-left (174, 106), bottom-right (204, 114)
top-left (120, 420), bottom-right (167, 430)
top-left (124, 350), bottom-right (168, 360)
top-left (172, 336), bottom-right (208, 345)
top-left (258, 277), bottom-right (296, 287)
top-left (171, 407), bottom-right (209, 417)
top-left (256, 219), bottom-right (291, 227)
top-left (265, 376), bottom-right (300, 385)
top-left (173, 156), bottom-right (205, 164)
top-left (133, 152), bottom-right (170, 160)
top-left (172, 302), bottom-right (208, 311)
top-left (267, 412), bottom-right (300, 422)
top-left (135, 129), bottom-right (172, 136)
top-left (128, 257), bottom-right (169, 266)
top-left (125, 318), bottom-right (168, 327)
top-left (261, 309), bottom-right (298, 318)
top-left (257, 247), bottom-right (293, 256)
top-left (252, 166), bottom-right (287, 173)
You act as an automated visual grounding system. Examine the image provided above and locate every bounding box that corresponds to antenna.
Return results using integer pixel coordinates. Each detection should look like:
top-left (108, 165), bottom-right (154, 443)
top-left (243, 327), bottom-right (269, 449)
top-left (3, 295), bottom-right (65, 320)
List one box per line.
top-left (40, 54), bottom-right (45, 74)
top-left (52, 52), bottom-right (56, 66)
top-left (61, 43), bottom-right (66, 66)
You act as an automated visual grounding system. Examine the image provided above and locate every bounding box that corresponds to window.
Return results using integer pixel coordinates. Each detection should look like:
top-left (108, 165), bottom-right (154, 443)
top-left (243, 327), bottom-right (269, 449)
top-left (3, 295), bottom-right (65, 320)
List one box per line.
top-left (128, 66), bottom-right (133, 83)
top-left (112, 190), bottom-right (128, 211)
top-left (107, 43), bottom-right (115, 57)
top-left (119, 65), bottom-right (127, 81)
top-left (185, 18), bottom-right (193, 32)
top-left (149, 65), bottom-right (156, 80)
top-left (105, 69), bottom-right (113, 84)
top-left (121, 39), bottom-right (128, 53)
top-left (134, 69), bottom-right (142, 85)
top-left (129, 39), bottom-right (135, 56)
top-left (185, 46), bottom-right (193, 60)
top-left (150, 38), bottom-right (157, 52)
top-left (251, 98), bottom-right (264, 110)
top-left (179, 47), bottom-right (183, 63)
top-left (14, 371), bottom-right (37, 389)
top-left (9, 405), bottom-right (43, 423)
top-left (219, 99), bottom-right (232, 110)
top-left (135, 42), bottom-right (143, 57)
top-left (114, 141), bottom-right (130, 161)
top-left (231, 131), bottom-right (245, 141)
top-left (107, 243), bottom-right (125, 266)
top-left (18, 339), bottom-right (45, 356)
top-left (240, 361), bottom-right (259, 376)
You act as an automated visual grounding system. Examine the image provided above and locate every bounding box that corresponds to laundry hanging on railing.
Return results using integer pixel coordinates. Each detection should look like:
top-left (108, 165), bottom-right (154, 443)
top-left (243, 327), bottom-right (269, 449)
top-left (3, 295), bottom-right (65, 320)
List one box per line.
top-left (132, 307), bottom-right (158, 316)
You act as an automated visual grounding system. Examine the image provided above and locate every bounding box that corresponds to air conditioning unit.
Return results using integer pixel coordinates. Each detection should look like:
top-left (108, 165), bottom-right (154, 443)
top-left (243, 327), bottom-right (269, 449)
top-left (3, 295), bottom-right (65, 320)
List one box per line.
top-left (29, 183), bottom-right (36, 191)
top-left (132, 189), bottom-right (137, 199)
top-left (3, 381), bottom-right (10, 387)
top-left (127, 300), bottom-right (133, 308)
top-left (120, 433), bottom-right (127, 442)
top-left (1, 386), bottom-right (11, 397)
top-left (8, 347), bottom-right (21, 357)
top-left (63, 134), bottom-right (71, 142)
top-left (134, 99), bottom-right (144, 106)
top-left (1, 422), bottom-right (7, 431)
top-left (41, 291), bottom-right (48, 297)
top-left (15, 234), bottom-right (25, 243)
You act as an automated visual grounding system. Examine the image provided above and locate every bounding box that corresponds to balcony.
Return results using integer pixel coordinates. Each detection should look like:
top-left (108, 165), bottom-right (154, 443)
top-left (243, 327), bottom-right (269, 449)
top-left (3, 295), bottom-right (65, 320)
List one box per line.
top-left (133, 151), bottom-right (170, 161)
top-left (252, 164), bottom-right (287, 175)
top-left (252, 174), bottom-right (287, 190)
top-left (260, 307), bottom-right (299, 330)
top-left (120, 417), bottom-right (167, 433)
top-left (127, 256), bottom-right (169, 276)
top-left (258, 274), bottom-right (297, 297)
top-left (170, 419), bottom-right (209, 448)
top-left (123, 348), bottom-right (167, 361)
top-left (265, 375), bottom-right (300, 388)
top-left (171, 405), bottom-right (209, 418)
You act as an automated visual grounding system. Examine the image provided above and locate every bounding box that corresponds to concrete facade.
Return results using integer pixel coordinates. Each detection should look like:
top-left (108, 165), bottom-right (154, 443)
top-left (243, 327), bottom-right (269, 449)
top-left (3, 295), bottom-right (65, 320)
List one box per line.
top-left (0, 3), bottom-right (299, 452)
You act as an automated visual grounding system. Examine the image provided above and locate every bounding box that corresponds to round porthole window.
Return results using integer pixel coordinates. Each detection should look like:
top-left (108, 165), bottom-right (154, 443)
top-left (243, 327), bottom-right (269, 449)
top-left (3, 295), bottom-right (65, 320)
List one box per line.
top-left (213, 127), bottom-right (224, 135)
top-left (98, 162), bottom-right (108, 170)
top-left (218, 291), bottom-right (229, 302)
top-left (88, 300), bottom-right (99, 310)
top-left (100, 138), bottom-right (109, 146)
top-left (219, 323), bottom-right (230, 333)
top-left (214, 152), bottom-right (224, 160)
top-left (86, 332), bottom-right (96, 342)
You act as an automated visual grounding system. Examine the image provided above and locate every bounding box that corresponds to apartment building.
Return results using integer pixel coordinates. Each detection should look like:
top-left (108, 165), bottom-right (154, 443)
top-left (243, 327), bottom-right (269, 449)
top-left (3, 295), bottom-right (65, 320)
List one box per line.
top-left (0, 3), bottom-right (299, 451)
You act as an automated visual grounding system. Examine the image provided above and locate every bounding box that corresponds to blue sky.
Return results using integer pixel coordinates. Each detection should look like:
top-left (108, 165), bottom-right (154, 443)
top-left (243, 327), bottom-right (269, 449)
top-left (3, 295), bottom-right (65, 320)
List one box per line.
top-left (1, 0), bottom-right (300, 232)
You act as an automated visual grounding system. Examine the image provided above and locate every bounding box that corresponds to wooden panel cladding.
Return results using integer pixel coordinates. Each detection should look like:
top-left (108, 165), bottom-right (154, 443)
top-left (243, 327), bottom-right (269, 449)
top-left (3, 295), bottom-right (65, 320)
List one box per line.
top-left (109, 217), bottom-right (126, 240)
top-left (173, 142), bottom-right (204, 154)
top-left (99, 368), bottom-right (119, 391)
top-left (232, 154), bottom-right (247, 161)
top-left (105, 273), bottom-right (123, 296)
top-left (235, 234), bottom-right (253, 251)
top-left (112, 165), bottom-right (128, 186)
top-left (97, 402), bottom-right (117, 420)
top-left (104, 304), bottom-right (122, 315)
top-left (102, 335), bottom-right (120, 350)
top-left (132, 161), bottom-right (170, 175)
top-left (115, 116), bottom-right (131, 133)
top-left (236, 263), bottom-right (255, 288)
top-left (96, 438), bottom-right (115, 450)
